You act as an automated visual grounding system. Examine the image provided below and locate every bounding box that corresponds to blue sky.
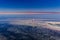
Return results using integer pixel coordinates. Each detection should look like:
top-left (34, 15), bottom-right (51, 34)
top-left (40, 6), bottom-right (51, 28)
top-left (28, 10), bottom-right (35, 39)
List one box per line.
top-left (0, 0), bottom-right (60, 12)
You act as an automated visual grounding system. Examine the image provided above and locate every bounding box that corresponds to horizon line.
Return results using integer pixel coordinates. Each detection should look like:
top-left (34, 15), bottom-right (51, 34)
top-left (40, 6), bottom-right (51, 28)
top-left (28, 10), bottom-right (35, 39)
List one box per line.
top-left (0, 12), bottom-right (60, 14)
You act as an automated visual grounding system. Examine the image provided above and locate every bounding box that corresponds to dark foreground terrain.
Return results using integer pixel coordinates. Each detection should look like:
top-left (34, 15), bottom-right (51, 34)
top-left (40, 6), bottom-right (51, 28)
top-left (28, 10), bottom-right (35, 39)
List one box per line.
top-left (0, 22), bottom-right (60, 40)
